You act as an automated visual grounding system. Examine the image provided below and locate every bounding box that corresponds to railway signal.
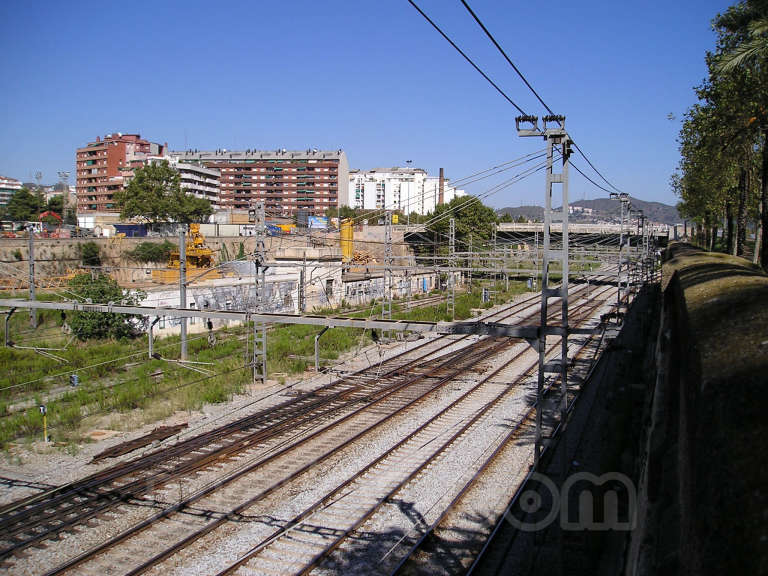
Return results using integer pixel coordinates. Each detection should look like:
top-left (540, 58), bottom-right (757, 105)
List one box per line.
top-left (39, 405), bottom-right (47, 442)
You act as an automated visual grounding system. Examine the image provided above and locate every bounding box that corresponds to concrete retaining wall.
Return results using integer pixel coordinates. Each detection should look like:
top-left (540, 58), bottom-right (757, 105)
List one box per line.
top-left (626, 243), bottom-right (768, 576)
top-left (0, 235), bottom-right (344, 287)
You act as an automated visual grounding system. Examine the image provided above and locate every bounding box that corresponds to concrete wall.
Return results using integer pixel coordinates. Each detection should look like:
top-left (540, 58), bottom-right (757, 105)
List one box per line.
top-left (0, 235), bottom-right (332, 287)
top-left (626, 244), bottom-right (768, 576)
top-left (342, 272), bottom-right (439, 306)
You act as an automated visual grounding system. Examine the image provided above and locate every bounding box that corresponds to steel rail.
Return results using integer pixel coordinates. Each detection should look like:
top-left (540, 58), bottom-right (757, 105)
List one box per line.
top-left (37, 289), bottom-right (585, 574)
top-left (11, 291), bottom-right (550, 567)
top-left (44, 337), bottom-right (515, 576)
top-left (0, 335), bottom-right (455, 556)
top-left (0, 333), bottom-right (458, 552)
top-left (1, 290), bottom-right (546, 527)
top-left (388, 315), bottom-right (607, 575)
top-left (217, 289), bottom-right (612, 576)
top-left (465, 293), bottom-right (637, 576)
top-left (132, 293), bottom-right (603, 576)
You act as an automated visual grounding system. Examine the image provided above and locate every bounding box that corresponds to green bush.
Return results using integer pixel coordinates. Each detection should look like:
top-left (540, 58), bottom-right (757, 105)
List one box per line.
top-left (124, 240), bottom-right (175, 263)
top-left (67, 273), bottom-right (145, 340)
top-left (81, 241), bottom-right (101, 266)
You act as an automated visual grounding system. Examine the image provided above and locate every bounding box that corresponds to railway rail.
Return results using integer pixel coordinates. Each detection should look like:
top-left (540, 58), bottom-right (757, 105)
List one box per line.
top-left (0, 287), bottom-right (554, 565)
top-left (210, 288), bottom-right (612, 576)
top-left (2, 278), bottom-right (614, 575)
top-left (388, 318), bottom-right (607, 575)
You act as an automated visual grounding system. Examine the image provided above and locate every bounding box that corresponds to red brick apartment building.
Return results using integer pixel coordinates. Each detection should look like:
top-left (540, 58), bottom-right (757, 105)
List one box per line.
top-left (76, 133), bottom-right (165, 213)
top-left (170, 149), bottom-right (349, 216)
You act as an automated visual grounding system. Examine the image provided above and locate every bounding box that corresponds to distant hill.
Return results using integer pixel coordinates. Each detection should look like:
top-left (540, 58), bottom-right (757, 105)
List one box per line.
top-left (571, 198), bottom-right (680, 225)
top-left (496, 205), bottom-right (544, 222)
top-left (497, 197), bottom-right (680, 225)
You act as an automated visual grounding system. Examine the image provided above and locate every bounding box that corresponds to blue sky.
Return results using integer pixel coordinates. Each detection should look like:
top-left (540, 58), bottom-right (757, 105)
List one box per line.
top-left (0, 0), bottom-right (731, 207)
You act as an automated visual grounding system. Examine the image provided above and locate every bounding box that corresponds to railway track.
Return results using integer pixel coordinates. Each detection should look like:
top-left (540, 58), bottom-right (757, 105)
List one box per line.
top-left (27, 283), bottom-right (612, 576)
top-left (208, 288), bottom-right (613, 576)
top-left (2, 279), bottom-right (613, 574)
top-left (0, 288), bottom-right (555, 566)
top-left (44, 335), bottom-right (515, 576)
top-left (388, 313), bottom-right (608, 575)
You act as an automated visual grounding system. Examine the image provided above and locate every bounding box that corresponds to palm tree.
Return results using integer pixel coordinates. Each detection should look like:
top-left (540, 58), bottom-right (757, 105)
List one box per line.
top-left (716, 17), bottom-right (768, 72)
top-left (714, 1), bottom-right (768, 267)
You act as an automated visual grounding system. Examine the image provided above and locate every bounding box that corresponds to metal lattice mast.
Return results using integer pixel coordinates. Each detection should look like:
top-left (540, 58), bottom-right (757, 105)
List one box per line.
top-left (251, 201), bottom-right (267, 386)
top-left (641, 213), bottom-right (649, 282)
top-left (27, 227), bottom-right (36, 328)
top-left (492, 227), bottom-right (499, 288)
top-left (405, 269), bottom-right (412, 312)
top-left (179, 227), bottom-right (187, 361)
top-left (384, 211), bottom-right (393, 321)
top-left (299, 254), bottom-right (306, 313)
top-left (468, 235), bottom-right (473, 291)
top-left (517, 114), bottom-right (570, 468)
top-left (534, 229), bottom-right (539, 291)
top-left (448, 218), bottom-right (456, 320)
top-left (611, 192), bottom-right (630, 320)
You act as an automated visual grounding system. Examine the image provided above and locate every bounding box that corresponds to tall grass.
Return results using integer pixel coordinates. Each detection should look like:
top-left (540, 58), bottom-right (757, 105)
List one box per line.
top-left (0, 280), bottom-right (532, 447)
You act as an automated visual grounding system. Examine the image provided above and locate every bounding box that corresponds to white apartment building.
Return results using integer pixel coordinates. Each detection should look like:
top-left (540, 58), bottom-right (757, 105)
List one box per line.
top-left (0, 176), bottom-right (22, 207)
top-left (348, 167), bottom-right (464, 215)
top-left (145, 156), bottom-right (222, 210)
top-left (167, 158), bottom-right (221, 210)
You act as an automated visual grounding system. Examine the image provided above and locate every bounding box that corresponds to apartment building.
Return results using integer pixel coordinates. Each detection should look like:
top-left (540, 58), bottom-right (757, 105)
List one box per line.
top-left (170, 149), bottom-right (349, 216)
top-left (145, 157), bottom-right (221, 210)
top-left (0, 175), bottom-right (22, 207)
top-left (76, 133), bottom-right (165, 214)
top-left (348, 167), bottom-right (464, 215)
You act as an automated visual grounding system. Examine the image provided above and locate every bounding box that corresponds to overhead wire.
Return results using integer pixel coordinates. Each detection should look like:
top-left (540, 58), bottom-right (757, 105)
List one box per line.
top-left (263, 154), bottom-right (555, 298)
top-left (456, 0), bottom-right (625, 195)
top-left (341, 148), bottom-right (547, 228)
top-left (406, 0), bottom-right (626, 196)
top-left (405, 0), bottom-right (526, 115)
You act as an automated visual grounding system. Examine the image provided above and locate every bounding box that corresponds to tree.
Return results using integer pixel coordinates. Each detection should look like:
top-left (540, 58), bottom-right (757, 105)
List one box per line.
top-left (324, 205), bottom-right (357, 220)
top-left (81, 241), bottom-right (101, 266)
top-left (63, 207), bottom-right (77, 226)
top-left (46, 195), bottom-right (64, 215)
top-left (168, 186), bottom-right (215, 224)
top-left (66, 273), bottom-right (145, 340)
top-left (6, 188), bottom-right (43, 222)
top-left (675, 1), bottom-right (767, 260)
top-left (114, 160), bottom-right (213, 224)
top-left (714, 0), bottom-right (768, 267)
top-left (717, 17), bottom-right (768, 72)
top-left (427, 196), bottom-right (498, 251)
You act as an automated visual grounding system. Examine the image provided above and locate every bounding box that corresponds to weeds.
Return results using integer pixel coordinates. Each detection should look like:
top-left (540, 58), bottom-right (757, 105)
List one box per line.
top-left (0, 279), bottom-right (532, 448)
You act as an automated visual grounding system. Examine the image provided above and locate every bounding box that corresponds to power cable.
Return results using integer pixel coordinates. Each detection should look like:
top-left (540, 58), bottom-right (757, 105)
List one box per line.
top-left (458, 0), bottom-right (552, 116)
top-left (406, 0), bottom-right (626, 196)
top-left (405, 0), bottom-right (527, 115)
top-left (457, 0), bottom-right (625, 195)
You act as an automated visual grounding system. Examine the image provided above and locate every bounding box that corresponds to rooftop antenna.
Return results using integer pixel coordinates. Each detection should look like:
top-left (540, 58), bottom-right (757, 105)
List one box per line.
top-left (35, 171), bottom-right (43, 189)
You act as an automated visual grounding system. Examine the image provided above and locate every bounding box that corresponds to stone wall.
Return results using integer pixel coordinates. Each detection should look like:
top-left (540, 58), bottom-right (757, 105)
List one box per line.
top-left (0, 235), bottom-right (340, 287)
top-left (626, 243), bottom-right (768, 576)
